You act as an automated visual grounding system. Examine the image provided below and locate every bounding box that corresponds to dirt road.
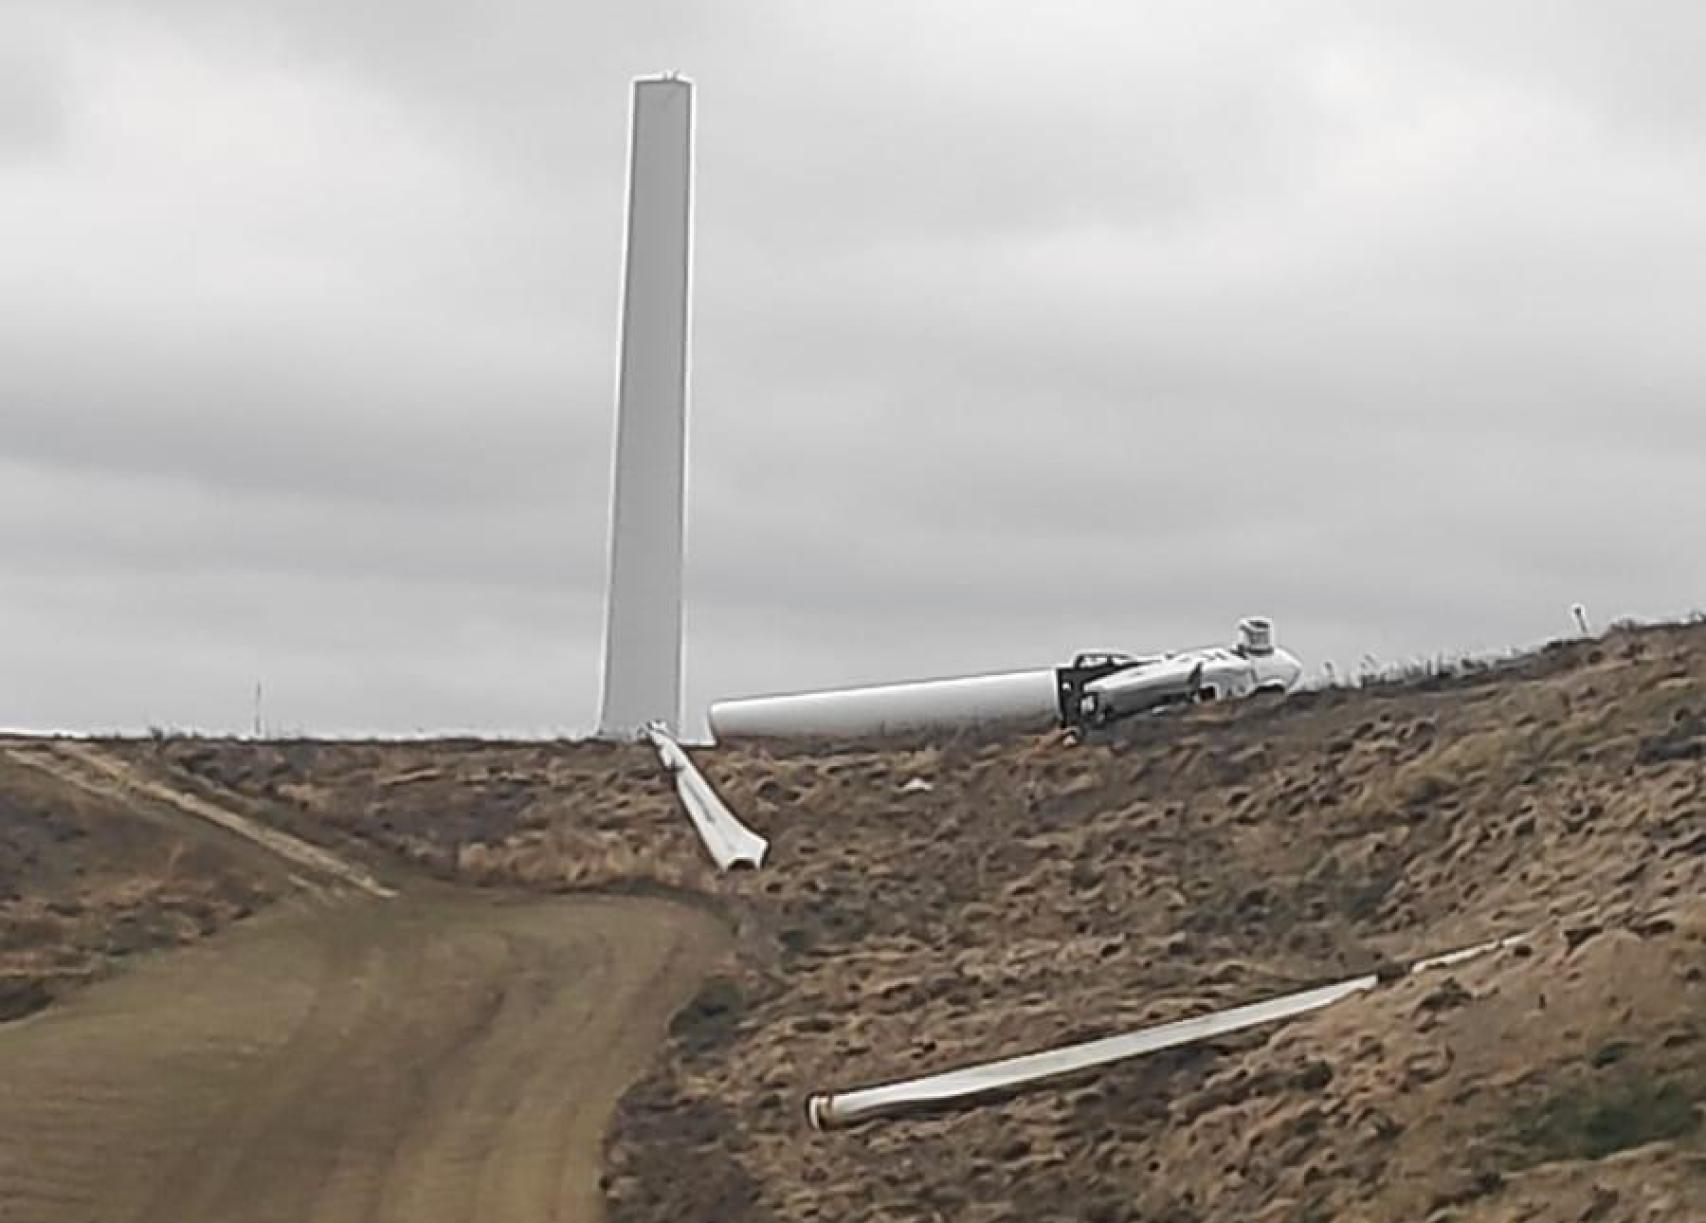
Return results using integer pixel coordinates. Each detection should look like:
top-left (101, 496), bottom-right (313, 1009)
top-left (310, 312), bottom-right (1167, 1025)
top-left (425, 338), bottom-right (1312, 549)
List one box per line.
top-left (0, 890), bottom-right (728, 1223)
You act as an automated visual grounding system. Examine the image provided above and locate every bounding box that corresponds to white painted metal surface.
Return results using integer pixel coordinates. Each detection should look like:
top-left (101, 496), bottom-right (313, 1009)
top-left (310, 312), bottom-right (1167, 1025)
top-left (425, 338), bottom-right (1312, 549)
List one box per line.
top-left (805, 935), bottom-right (1521, 1131)
top-left (645, 724), bottom-right (767, 870)
top-left (709, 620), bottom-right (1305, 741)
top-left (1410, 932), bottom-right (1529, 972)
top-left (599, 76), bottom-right (694, 737)
top-left (1078, 630), bottom-right (1303, 725)
top-left (708, 669), bottom-right (1060, 742)
top-left (806, 978), bottom-right (1371, 1131)
top-left (1079, 654), bottom-right (1207, 712)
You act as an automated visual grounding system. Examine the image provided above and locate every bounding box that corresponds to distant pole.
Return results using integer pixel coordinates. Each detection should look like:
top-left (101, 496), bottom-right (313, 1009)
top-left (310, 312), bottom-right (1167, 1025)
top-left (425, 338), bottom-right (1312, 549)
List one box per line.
top-left (598, 75), bottom-right (694, 737)
top-left (253, 681), bottom-right (263, 739)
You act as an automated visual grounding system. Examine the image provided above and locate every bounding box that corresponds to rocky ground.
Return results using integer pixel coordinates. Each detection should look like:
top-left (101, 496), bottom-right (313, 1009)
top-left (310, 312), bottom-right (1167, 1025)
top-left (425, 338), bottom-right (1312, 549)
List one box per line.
top-left (5, 621), bottom-right (1702, 1221)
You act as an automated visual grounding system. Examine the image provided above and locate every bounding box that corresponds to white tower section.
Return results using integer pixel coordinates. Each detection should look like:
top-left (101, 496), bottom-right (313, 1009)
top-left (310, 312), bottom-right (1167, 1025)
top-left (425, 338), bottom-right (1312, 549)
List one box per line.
top-left (598, 76), bottom-right (693, 737)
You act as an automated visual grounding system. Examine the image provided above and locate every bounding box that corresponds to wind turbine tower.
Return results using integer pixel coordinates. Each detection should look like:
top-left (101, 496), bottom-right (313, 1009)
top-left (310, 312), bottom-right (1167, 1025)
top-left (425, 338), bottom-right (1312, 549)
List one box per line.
top-left (598, 75), bottom-right (694, 737)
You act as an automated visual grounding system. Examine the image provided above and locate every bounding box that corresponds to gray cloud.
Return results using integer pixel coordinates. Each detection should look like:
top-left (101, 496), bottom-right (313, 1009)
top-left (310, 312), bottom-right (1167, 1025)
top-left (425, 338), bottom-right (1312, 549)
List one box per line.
top-left (3, 0), bottom-right (1702, 734)
top-left (0, 13), bottom-right (71, 160)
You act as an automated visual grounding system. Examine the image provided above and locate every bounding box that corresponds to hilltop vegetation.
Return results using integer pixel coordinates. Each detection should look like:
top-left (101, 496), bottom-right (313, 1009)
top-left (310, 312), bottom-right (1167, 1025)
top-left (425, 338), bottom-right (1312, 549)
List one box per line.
top-left (2, 622), bottom-right (1701, 1221)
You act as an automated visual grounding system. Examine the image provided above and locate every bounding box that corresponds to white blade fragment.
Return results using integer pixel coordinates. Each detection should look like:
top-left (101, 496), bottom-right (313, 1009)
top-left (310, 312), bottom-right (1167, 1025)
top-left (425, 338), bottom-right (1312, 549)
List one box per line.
top-left (1410, 932), bottom-right (1527, 972)
top-left (645, 724), bottom-right (768, 871)
top-left (807, 934), bottom-right (1524, 1131)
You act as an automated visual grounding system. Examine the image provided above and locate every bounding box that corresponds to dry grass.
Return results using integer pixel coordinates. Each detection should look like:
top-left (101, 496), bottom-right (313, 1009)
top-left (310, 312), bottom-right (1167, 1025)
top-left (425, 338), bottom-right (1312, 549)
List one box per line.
top-left (0, 759), bottom-right (280, 1019)
top-left (20, 619), bottom-right (1702, 1222)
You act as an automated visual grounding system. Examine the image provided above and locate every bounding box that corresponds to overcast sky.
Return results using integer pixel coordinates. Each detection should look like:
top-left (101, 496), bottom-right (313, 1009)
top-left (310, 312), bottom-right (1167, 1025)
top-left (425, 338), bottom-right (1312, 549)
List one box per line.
top-left (3, 1), bottom-right (1703, 736)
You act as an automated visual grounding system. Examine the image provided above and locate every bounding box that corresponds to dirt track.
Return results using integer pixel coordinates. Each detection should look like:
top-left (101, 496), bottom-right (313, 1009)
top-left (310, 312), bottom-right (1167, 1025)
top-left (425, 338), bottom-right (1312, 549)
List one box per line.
top-left (0, 889), bottom-right (727, 1223)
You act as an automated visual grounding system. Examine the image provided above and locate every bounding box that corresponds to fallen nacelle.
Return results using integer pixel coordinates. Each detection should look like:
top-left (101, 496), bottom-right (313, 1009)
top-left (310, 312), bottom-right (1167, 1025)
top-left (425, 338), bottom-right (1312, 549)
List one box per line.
top-left (645, 724), bottom-right (768, 870)
top-left (709, 617), bottom-right (1303, 742)
top-left (805, 933), bottom-right (1524, 1131)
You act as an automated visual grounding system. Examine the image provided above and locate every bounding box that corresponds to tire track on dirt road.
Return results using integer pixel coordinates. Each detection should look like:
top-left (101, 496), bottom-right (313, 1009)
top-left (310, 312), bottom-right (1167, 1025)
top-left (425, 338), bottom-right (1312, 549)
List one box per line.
top-left (0, 889), bottom-right (729, 1223)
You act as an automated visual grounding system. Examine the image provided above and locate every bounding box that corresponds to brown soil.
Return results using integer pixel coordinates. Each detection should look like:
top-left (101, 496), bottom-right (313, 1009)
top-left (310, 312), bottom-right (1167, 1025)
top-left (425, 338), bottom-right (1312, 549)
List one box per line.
top-left (3, 620), bottom-right (1701, 1221)
top-left (0, 889), bottom-right (727, 1223)
top-left (0, 740), bottom-right (733, 1223)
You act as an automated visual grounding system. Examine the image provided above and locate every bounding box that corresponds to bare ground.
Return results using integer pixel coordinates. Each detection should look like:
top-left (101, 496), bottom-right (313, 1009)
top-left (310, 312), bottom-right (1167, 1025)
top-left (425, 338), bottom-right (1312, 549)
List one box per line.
top-left (0, 889), bottom-right (727, 1223)
top-left (0, 741), bottom-right (731, 1223)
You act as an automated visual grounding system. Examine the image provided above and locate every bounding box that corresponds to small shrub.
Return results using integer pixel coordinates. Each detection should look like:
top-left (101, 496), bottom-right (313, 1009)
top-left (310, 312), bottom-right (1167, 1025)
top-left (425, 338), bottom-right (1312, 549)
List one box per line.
top-left (1507, 1070), bottom-right (1700, 1165)
top-left (668, 975), bottom-right (746, 1056)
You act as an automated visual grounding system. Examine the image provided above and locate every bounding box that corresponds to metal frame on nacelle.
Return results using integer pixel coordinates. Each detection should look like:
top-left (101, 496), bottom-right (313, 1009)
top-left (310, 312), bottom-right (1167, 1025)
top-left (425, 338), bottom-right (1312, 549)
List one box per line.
top-left (1068, 619), bottom-right (1303, 730)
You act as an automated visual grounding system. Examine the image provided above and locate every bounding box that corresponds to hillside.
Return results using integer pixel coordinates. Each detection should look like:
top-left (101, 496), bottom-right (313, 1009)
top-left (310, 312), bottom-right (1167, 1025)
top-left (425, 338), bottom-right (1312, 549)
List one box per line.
top-left (609, 623), bottom-right (1706, 1222)
top-left (0, 740), bottom-right (291, 1023)
top-left (0, 742), bottom-right (727, 1223)
top-left (1, 621), bottom-right (1701, 1221)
